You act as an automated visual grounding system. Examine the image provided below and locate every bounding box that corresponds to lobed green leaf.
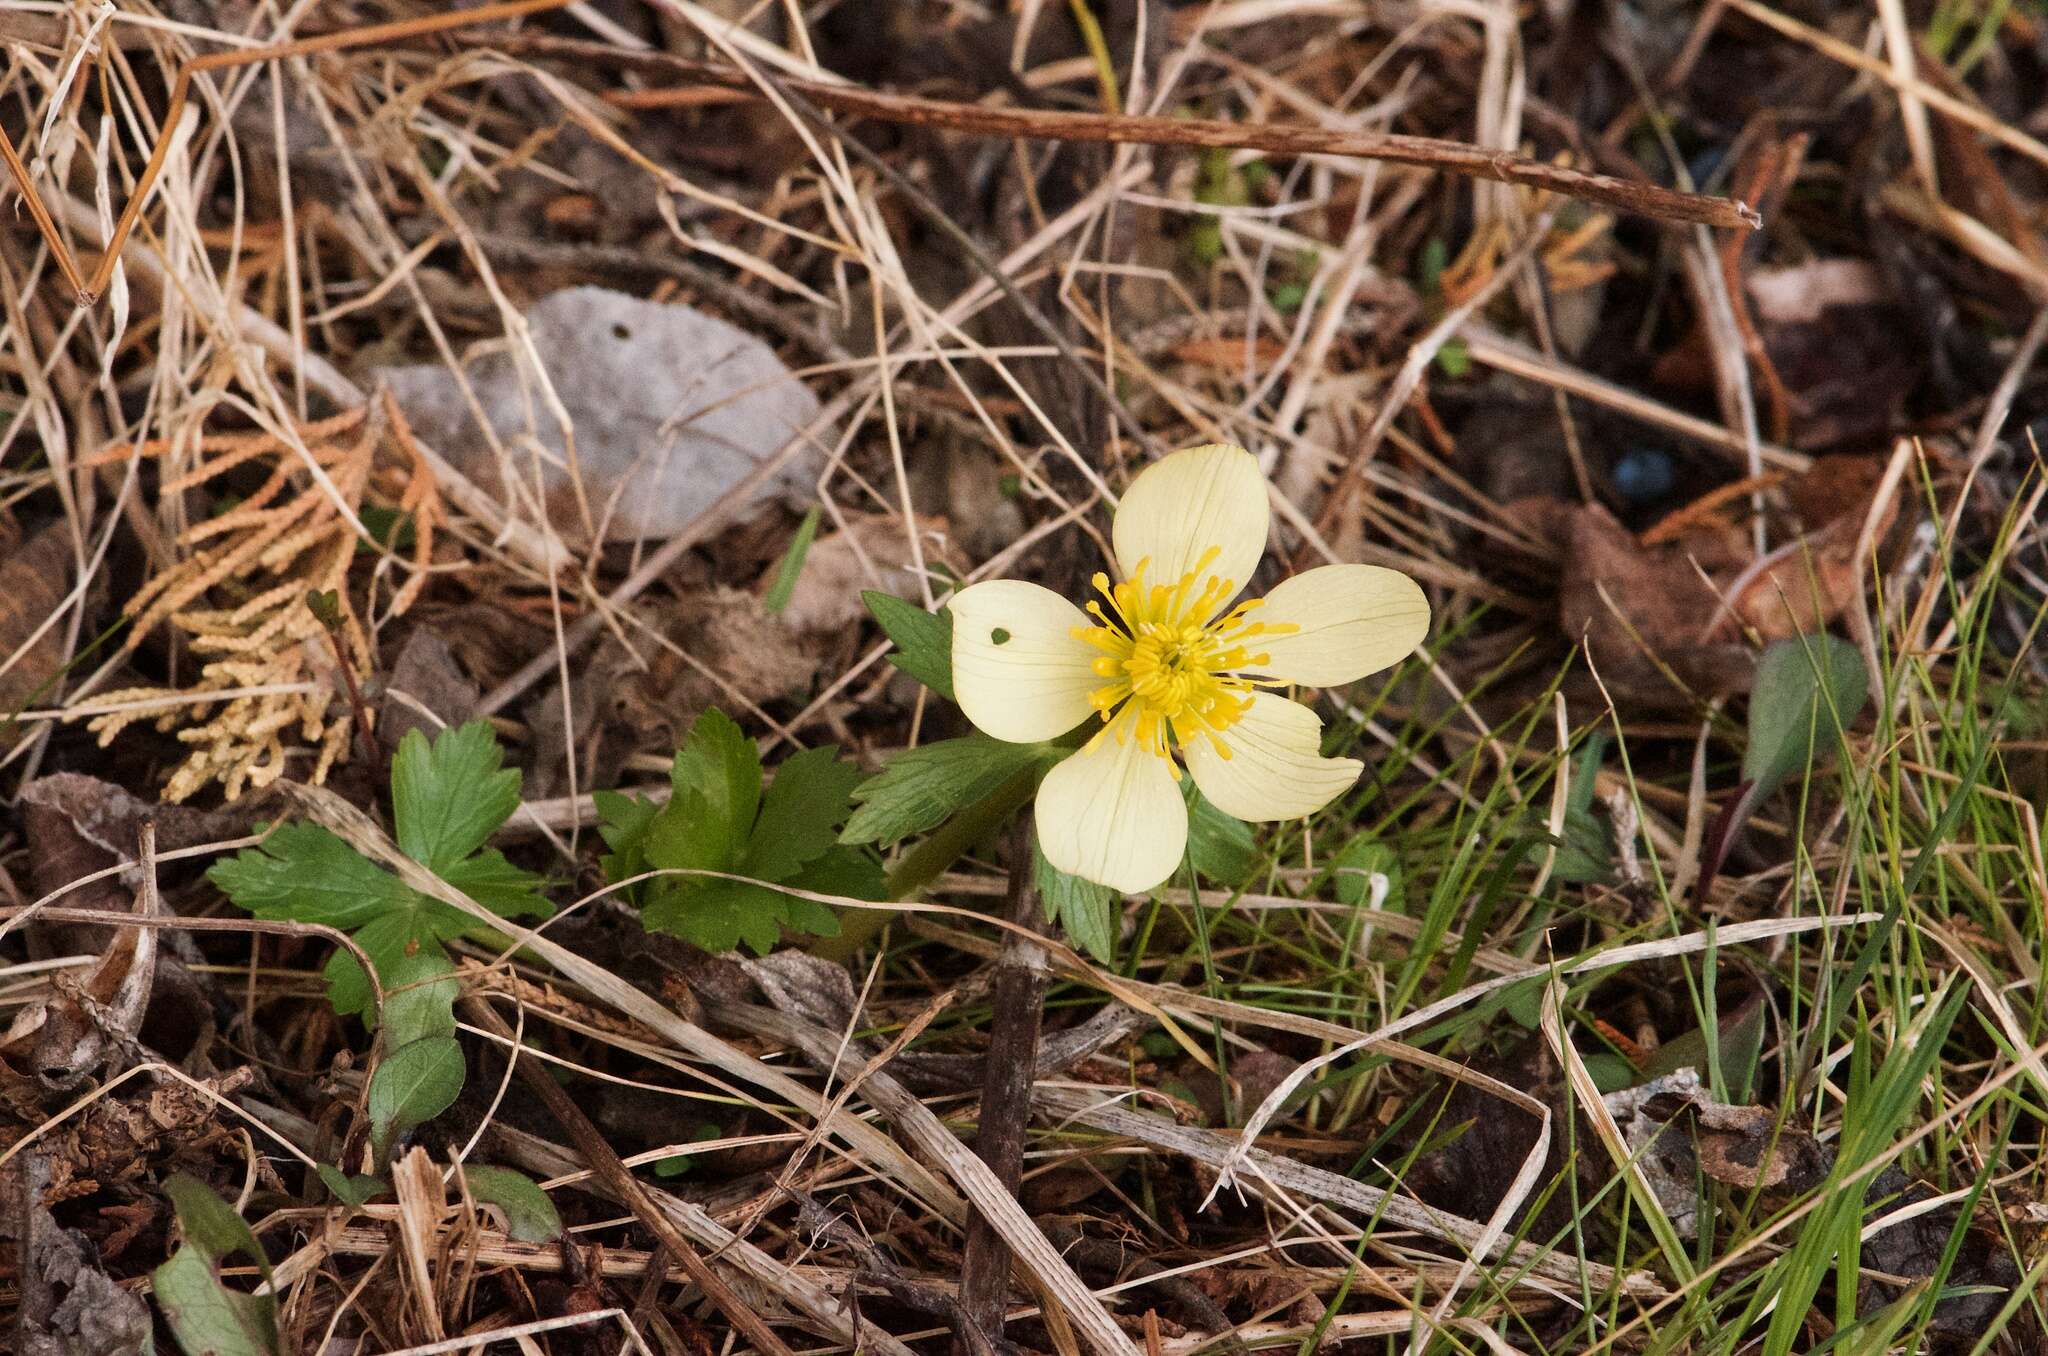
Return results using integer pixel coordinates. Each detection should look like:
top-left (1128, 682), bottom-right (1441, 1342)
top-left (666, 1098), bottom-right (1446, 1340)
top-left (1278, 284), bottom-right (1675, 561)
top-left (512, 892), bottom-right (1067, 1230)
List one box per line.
top-left (1035, 839), bottom-right (1118, 963)
top-left (864, 590), bottom-right (955, 699)
top-left (841, 735), bottom-right (1050, 847)
top-left (744, 744), bottom-right (865, 882)
top-left (391, 721), bottom-right (523, 871)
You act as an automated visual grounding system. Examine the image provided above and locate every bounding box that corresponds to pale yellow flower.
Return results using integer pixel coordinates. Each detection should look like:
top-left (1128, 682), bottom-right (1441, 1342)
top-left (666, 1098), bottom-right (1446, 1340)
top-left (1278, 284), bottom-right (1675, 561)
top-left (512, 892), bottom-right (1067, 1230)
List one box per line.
top-left (947, 443), bottom-right (1430, 892)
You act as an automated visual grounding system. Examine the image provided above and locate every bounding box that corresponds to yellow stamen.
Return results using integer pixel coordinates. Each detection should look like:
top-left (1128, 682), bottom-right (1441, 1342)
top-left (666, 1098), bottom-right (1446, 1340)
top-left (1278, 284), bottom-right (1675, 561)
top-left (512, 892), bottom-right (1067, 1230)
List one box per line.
top-left (1071, 551), bottom-right (1299, 762)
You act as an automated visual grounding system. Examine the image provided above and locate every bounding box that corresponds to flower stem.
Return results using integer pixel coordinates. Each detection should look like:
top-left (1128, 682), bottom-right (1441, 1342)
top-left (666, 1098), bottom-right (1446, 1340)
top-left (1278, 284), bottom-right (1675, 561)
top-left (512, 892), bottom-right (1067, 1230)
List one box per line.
top-left (813, 764), bottom-right (1039, 961)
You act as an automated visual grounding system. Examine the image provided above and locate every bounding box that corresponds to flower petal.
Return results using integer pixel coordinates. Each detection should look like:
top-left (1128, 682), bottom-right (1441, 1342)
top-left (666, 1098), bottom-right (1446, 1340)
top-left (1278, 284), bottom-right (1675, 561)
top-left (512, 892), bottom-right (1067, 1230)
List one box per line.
top-left (1112, 444), bottom-right (1269, 607)
top-left (948, 580), bottom-right (1101, 743)
top-left (1035, 718), bottom-right (1188, 893)
top-left (1184, 692), bottom-right (1361, 821)
top-left (1244, 564), bottom-right (1429, 687)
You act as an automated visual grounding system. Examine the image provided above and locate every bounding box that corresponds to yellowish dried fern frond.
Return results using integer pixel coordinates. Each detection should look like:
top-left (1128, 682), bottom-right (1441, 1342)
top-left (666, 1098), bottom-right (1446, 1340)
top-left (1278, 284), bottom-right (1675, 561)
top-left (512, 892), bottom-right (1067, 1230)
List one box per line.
top-left (83, 393), bottom-right (444, 801)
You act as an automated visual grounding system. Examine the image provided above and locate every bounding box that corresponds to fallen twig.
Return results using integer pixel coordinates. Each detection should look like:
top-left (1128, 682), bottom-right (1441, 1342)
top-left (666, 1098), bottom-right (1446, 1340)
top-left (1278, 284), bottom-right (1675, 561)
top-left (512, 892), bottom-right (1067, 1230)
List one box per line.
top-left (580, 47), bottom-right (1759, 230)
top-left (956, 825), bottom-right (1050, 1352)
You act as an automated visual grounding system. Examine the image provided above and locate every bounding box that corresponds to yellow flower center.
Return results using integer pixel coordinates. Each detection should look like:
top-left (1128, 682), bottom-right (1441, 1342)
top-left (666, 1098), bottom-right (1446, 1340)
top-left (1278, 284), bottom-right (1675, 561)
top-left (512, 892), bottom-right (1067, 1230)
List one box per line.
top-left (1072, 547), bottom-right (1296, 766)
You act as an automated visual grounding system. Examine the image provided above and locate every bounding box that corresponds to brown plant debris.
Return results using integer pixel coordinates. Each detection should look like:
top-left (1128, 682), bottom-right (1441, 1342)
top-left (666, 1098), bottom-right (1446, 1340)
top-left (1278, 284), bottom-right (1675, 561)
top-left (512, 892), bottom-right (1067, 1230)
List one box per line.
top-left (80, 395), bottom-right (441, 800)
top-left (0, 522), bottom-right (84, 739)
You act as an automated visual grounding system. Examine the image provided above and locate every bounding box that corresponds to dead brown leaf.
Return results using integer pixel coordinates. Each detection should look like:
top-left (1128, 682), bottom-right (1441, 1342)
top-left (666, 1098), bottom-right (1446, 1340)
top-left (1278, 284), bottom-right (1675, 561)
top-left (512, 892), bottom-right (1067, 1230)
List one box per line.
top-left (0, 523), bottom-right (81, 743)
top-left (380, 626), bottom-right (483, 748)
top-left (1533, 500), bottom-right (1755, 706)
top-left (19, 774), bottom-right (242, 1063)
top-left (764, 512), bottom-right (954, 636)
top-left (1605, 1069), bottom-right (1830, 1239)
top-left (1690, 1100), bottom-right (1830, 1191)
top-left (0, 868), bottom-right (157, 1097)
top-left (1729, 454), bottom-right (1898, 643)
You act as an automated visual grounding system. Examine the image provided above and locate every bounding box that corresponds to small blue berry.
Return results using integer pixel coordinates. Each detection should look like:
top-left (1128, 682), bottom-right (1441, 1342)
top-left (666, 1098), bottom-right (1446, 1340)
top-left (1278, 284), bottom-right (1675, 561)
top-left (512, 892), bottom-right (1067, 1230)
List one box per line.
top-left (1613, 447), bottom-right (1677, 504)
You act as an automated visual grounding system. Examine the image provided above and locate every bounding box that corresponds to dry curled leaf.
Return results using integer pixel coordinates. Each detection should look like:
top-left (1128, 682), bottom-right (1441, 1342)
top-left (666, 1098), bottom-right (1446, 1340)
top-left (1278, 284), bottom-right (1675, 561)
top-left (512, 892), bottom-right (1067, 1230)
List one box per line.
top-left (0, 844), bottom-right (160, 1097)
top-left (379, 627), bottom-right (482, 749)
top-left (4, 1155), bottom-right (157, 1356)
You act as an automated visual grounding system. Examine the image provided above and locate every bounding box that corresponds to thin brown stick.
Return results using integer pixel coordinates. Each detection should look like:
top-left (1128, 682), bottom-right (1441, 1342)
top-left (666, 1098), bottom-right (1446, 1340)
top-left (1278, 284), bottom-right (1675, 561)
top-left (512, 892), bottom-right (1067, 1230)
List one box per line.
top-left (458, 994), bottom-right (801, 1356)
top-left (591, 53), bottom-right (1757, 230)
top-left (955, 824), bottom-right (1049, 1352)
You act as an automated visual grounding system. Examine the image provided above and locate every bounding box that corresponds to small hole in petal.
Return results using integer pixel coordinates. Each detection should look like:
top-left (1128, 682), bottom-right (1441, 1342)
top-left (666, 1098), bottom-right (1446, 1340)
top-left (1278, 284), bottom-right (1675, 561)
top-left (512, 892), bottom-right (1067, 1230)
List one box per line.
top-left (991, 627), bottom-right (1011, 645)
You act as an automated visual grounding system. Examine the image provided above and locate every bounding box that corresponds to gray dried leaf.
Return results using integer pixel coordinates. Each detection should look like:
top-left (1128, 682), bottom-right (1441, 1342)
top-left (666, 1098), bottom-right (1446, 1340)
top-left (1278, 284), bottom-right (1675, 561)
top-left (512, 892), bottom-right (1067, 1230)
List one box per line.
top-left (1605, 1068), bottom-right (1832, 1241)
top-left (377, 286), bottom-right (822, 542)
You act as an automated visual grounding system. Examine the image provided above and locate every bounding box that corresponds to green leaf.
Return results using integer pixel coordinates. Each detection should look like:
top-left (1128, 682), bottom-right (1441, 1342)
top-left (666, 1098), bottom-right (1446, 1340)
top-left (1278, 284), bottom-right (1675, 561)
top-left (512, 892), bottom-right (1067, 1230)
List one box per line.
top-left (594, 788), bottom-right (662, 897)
top-left (208, 823), bottom-right (412, 930)
top-left (1330, 836), bottom-right (1403, 912)
top-left (644, 791), bottom-right (735, 886)
top-left (163, 1174), bottom-right (268, 1273)
top-left (1185, 785), bottom-right (1258, 886)
top-left (842, 735), bottom-right (1050, 847)
top-left (321, 906), bottom-right (469, 1021)
top-left (645, 880), bottom-right (789, 955)
top-left (649, 710), bottom-right (761, 878)
top-left (1418, 236), bottom-right (1449, 294)
top-left (1550, 805), bottom-right (1614, 885)
top-left (1566, 732), bottom-right (1607, 817)
top-left (358, 504), bottom-right (417, 554)
top-left (621, 713), bottom-right (883, 955)
top-left (1035, 838), bottom-right (1118, 963)
top-left (1434, 337), bottom-right (1471, 378)
top-left (1644, 995), bottom-right (1766, 1102)
top-left (763, 506), bottom-right (823, 615)
top-left (368, 1036), bottom-right (465, 1158)
top-left (1548, 732), bottom-right (1613, 883)
top-left (743, 745), bottom-right (864, 882)
top-left (375, 943), bottom-right (460, 1048)
top-left (392, 721), bottom-right (523, 871)
top-left (863, 590), bottom-right (954, 700)
top-left (305, 587), bottom-right (342, 627)
top-left (1580, 1052), bottom-right (1638, 1095)
top-left (213, 721), bottom-right (550, 1047)
top-left (1743, 633), bottom-right (1869, 800)
top-left (1499, 975), bottom-right (1546, 1028)
top-left (463, 1165), bottom-right (562, 1243)
top-left (435, 849), bottom-right (549, 919)
top-left (642, 842), bottom-right (872, 955)
top-left (785, 849), bottom-right (882, 926)
top-left (153, 1246), bottom-right (279, 1356)
top-left (654, 1123), bottom-right (725, 1177)
top-left (316, 1166), bottom-right (384, 1209)
top-left (674, 709), bottom-right (762, 843)
top-left (154, 1175), bottom-right (279, 1356)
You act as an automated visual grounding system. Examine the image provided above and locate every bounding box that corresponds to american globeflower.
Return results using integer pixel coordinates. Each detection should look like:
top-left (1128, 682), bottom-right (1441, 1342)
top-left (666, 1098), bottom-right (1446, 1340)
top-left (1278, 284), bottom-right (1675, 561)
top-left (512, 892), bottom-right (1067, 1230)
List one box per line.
top-left (947, 443), bottom-right (1430, 893)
